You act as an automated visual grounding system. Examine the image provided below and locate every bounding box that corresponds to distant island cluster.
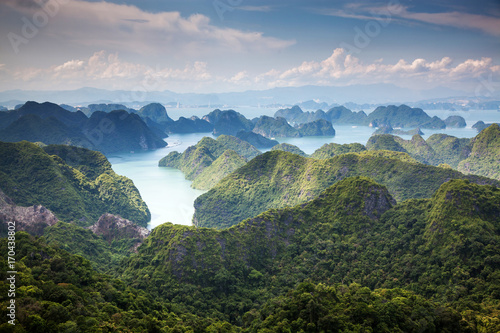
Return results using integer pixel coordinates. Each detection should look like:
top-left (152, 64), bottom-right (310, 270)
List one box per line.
top-left (0, 101), bottom-right (496, 156)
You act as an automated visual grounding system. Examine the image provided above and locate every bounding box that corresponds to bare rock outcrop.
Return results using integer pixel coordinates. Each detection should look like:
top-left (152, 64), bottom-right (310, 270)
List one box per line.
top-left (0, 188), bottom-right (58, 235)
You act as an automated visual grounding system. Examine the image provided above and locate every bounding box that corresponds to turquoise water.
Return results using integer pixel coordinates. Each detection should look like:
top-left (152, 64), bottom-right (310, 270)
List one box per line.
top-left (108, 133), bottom-right (213, 229)
top-left (109, 108), bottom-right (499, 229)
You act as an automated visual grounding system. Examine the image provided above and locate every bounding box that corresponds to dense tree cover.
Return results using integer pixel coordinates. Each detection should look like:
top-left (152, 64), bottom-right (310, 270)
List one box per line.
top-left (43, 222), bottom-right (130, 273)
top-left (159, 135), bottom-right (260, 190)
top-left (0, 102), bottom-right (167, 154)
top-left (367, 125), bottom-right (500, 180)
top-left (192, 150), bottom-right (247, 190)
top-left (311, 142), bottom-right (366, 159)
top-left (458, 124), bottom-right (500, 180)
top-left (0, 232), bottom-right (234, 332)
top-left (270, 143), bottom-right (307, 157)
top-left (1, 173), bottom-right (499, 331)
top-left (0, 142), bottom-right (150, 227)
top-left (369, 133), bottom-right (462, 166)
top-left (235, 131), bottom-right (279, 149)
top-left (366, 134), bottom-right (406, 152)
top-left (246, 282), bottom-right (462, 332)
top-left (121, 177), bottom-right (500, 331)
top-left (426, 134), bottom-right (472, 167)
top-left (193, 150), bottom-right (498, 229)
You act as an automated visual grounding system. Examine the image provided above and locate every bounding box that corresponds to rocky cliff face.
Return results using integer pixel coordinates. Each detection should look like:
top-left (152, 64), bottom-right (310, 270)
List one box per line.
top-left (88, 213), bottom-right (150, 251)
top-left (0, 188), bottom-right (58, 236)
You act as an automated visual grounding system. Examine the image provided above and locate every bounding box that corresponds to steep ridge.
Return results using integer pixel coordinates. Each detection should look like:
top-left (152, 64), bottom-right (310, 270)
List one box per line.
top-left (311, 142), bottom-right (366, 159)
top-left (159, 135), bottom-right (260, 190)
top-left (191, 150), bottom-right (248, 190)
top-left (0, 142), bottom-right (150, 226)
top-left (458, 123), bottom-right (500, 180)
top-left (193, 150), bottom-right (499, 228)
top-left (270, 143), bottom-right (307, 156)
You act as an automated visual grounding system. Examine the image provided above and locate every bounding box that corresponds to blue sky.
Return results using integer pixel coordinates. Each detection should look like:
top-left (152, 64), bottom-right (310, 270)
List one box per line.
top-left (0, 0), bottom-right (499, 95)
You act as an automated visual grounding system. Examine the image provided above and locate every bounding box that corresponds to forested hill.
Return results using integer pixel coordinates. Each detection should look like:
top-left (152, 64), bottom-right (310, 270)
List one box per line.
top-left (193, 150), bottom-right (499, 229)
top-left (159, 135), bottom-right (260, 190)
top-left (0, 142), bottom-right (150, 227)
top-left (366, 124), bottom-right (500, 179)
top-left (120, 177), bottom-right (500, 331)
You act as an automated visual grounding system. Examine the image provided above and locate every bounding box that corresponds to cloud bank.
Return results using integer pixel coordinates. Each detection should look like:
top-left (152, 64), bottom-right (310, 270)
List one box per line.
top-left (4, 48), bottom-right (499, 93)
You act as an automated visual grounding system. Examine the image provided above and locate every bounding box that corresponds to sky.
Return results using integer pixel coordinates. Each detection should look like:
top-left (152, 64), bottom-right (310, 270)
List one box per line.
top-left (0, 0), bottom-right (499, 96)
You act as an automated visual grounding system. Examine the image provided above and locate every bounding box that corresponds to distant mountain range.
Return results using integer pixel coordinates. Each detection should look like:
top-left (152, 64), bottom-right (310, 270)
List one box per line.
top-left (2, 84), bottom-right (498, 109)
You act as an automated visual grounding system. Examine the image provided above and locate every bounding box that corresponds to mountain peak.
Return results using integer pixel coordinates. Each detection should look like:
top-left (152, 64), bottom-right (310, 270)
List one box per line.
top-left (311, 176), bottom-right (396, 220)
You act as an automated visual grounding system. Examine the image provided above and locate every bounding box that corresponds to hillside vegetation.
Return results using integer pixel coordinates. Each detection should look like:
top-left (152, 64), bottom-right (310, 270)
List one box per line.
top-left (121, 177), bottom-right (500, 331)
top-left (0, 142), bottom-right (150, 227)
top-left (193, 150), bottom-right (499, 228)
top-left (159, 135), bottom-right (260, 190)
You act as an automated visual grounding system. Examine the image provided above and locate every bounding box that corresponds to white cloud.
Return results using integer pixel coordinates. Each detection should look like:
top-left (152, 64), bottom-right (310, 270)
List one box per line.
top-left (3, 48), bottom-right (499, 93)
top-left (259, 48), bottom-right (500, 90)
top-left (229, 71), bottom-right (249, 83)
top-left (9, 51), bottom-right (213, 90)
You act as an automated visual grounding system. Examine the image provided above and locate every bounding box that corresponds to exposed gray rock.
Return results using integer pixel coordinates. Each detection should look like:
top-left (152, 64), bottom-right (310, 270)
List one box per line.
top-left (88, 213), bottom-right (150, 249)
top-left (0, 188), bottom-right (58, 235)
